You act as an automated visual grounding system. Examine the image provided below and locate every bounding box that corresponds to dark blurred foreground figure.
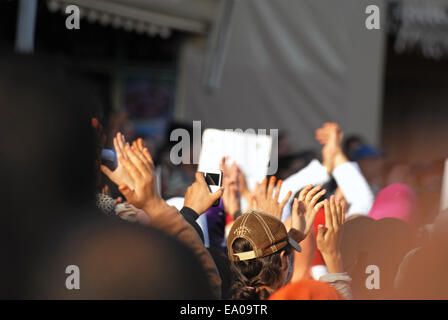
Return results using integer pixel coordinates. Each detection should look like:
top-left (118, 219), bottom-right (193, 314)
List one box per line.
top-left (33, 220), bottom-right (213, 299)
top-left (340, 182), bottom-right (420, 299)
top-left (0, 56), bottom-right (94, 298)
top-left (341, 215), bottom-right (415, 299)
top-left (393, 209), bottom-right (448, 299)
top-left (0, 56), bottom-right (212, 299)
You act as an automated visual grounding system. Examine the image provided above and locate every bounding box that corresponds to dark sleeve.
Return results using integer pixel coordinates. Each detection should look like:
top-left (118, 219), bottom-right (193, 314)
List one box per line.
top-left (180, 206), bottom-right (205, 244)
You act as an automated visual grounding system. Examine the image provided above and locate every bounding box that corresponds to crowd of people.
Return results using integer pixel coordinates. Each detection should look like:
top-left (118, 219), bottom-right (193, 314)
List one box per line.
top-left (1, 57), bottom-right (447, 300)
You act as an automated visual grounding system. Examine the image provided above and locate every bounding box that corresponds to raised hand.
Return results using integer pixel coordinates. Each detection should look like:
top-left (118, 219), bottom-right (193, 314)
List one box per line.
top-left (250, 176), bottom-right (291, 220)
top-left (116, 142), bottom-right (167, 216)
top-left (131, 137), bottom-right (148, 155)
top-left (222, 182), bottom-right (240, 218)
top-left (220, 157), bottom-right (241, 218)
top-left (315, 122), bottom-right (346, 173)
top-left (316, 195), bottom-right (347, 273)
top-left (184, 172), bottom-right (224, 215)
top-left (237, 168), bottom-right (252, 203)
top-left (219, 157), bottom-right (232, 184)
top-left (290, 185), bottom-right (326, 238)
top-left (101, 132), bottom-right (136, 191)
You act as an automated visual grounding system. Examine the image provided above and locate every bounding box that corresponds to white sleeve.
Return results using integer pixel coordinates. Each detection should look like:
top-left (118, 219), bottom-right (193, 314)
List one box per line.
top-left (279, 159), bottom-right (331, 221)
top-left (332, 162), bottom-right (374, 216)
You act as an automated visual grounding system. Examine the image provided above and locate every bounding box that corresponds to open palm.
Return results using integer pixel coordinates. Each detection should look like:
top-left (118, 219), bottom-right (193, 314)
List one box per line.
top-left (291, 185), bottom-right (326, 237)
top-left (101, 132), bottom-right (135, 191)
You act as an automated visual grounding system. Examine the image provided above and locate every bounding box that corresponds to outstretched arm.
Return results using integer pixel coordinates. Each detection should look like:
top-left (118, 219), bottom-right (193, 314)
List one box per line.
top-left (109, 137), bottom-right (222, 299)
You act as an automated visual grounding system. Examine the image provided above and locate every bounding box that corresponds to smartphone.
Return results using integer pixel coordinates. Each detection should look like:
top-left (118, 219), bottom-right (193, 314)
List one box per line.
top-left (203, 170), bottom-right (222, 207)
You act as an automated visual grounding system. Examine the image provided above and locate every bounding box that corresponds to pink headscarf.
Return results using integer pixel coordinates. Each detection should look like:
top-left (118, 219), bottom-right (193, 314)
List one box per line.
top-left (368, 183), bottom-right (417, 227)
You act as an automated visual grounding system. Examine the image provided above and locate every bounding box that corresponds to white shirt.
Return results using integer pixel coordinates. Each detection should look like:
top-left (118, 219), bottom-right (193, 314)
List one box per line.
top-left (279, 159), bottom-right (374, 221)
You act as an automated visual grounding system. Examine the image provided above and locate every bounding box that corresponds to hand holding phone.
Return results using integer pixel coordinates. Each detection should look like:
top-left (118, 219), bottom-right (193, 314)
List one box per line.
top-left (203, 170), bottom-right (223, 207)
top-left (184, 171), bottom-right (224, 214)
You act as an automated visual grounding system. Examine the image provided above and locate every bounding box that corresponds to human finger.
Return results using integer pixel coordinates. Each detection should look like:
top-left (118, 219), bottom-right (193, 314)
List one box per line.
top-left (291, 198), bottom-right (298, 230)
top-left (137, 138), bottom-right (145, 152)
top-left (113, 137), bottom-right (124, 160)
top-left (142, 147), bottom-right (154, 167)
top-left (305, 185), bottom-right (322, 205)
top-left (329, 195), bottom-right (338, 229)
top-left (195, 172), bottom-right (208, 188)
top-left (117, 132), bottom-right (129, 160)
top-left (274, 179), bottom-right (283, 201)
top-left (309, 200), bottom-right (325, 228)
top-left (131, 144), bottom-right (151, 170)
top-left (279, 190), bottom-right (292, 213)
top-left (256, 177), bottom-right (268, 198)
top-left (310, 189), bottom-right (326, 208)
top-left (119, 155), bottom-right (142, 185)
top-left (298, 185), bottom-right (313, 202)
top-left (324, 199), bottom-right (333, 230)
top-left (125, 146), bottom-right (149, 179)
top-left (267, 176), bottom-right (276, 198)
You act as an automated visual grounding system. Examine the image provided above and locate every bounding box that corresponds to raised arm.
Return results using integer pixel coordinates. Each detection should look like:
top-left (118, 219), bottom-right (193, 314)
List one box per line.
top-left (316, 195), bottom-right (353, 299)
top-left (316, 123), bottom-right (374, 216)
top-left (108, 135), bottom-right (222, 299)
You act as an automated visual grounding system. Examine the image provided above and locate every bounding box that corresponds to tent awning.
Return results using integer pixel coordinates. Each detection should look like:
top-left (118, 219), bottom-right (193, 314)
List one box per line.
top-left (47, 0), bottom-right (219, 37)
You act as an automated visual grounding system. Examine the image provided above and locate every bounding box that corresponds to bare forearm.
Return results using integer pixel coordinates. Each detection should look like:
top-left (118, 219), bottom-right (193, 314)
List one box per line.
top-left (333, 151), bottom-right (348, 169)
top-left (322, 252), bottom-right (344, 274)
top-left (142, 199), bottom-right (171, 220)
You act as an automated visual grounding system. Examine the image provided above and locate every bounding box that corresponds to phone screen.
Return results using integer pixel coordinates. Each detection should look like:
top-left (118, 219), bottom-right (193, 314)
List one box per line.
top-left (204, 173), bottom-right (220, 186)
top-left (204, 172), bottom-right (221, 207)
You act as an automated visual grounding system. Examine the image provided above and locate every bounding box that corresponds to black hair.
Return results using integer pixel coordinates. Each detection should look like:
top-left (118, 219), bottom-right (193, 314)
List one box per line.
top-left (343, 135), bottom-right (364, 161)
top-left (290, 180), bottom-right (337, 213)
top-left (229, 238), bottom-right (292, 300)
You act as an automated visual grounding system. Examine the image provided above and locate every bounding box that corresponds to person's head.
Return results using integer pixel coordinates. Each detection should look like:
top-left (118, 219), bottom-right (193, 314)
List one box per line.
top-left (31, 219), bottom-right (214, 299)
top-left (227, 210), bottom-right (300, 300)
top-left (0, 56), bottom-right (99, 297)
top-left (0, 55), bottom-right (97, 212)
top-left (277, 150), bottom-right (317, 180)
top-left (343, 135), bottom-right (364, 161)
top-left (368, 183), bottom-right (418, 227)
top-left (277, 131), bottom-right (292, 157)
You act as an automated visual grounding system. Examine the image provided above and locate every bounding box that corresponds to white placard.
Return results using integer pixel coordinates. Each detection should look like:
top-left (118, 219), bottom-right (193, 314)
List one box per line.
top-left (198, 129), bottom-right (273, 191)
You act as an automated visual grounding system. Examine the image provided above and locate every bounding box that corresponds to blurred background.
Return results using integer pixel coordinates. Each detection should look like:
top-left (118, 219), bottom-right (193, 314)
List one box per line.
top-left (1, 0), bottom-right (447, 225)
